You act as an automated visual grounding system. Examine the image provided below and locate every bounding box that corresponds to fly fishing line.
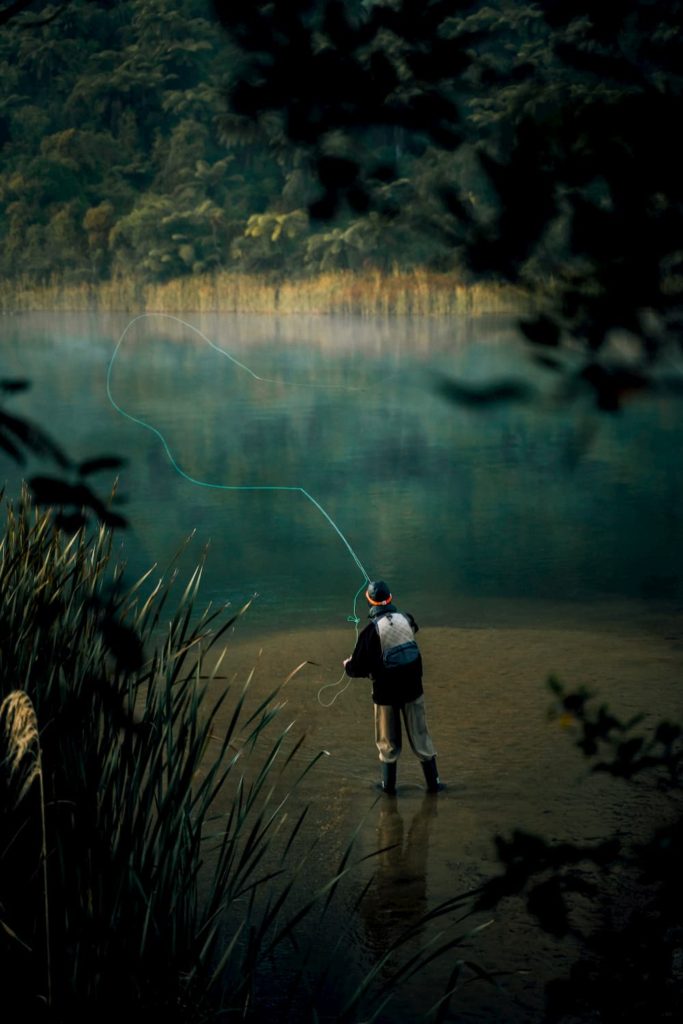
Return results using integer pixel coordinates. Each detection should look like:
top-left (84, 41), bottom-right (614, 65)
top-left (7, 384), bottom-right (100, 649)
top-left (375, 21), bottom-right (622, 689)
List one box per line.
top-left (106, 313), bottom-right (371, 705)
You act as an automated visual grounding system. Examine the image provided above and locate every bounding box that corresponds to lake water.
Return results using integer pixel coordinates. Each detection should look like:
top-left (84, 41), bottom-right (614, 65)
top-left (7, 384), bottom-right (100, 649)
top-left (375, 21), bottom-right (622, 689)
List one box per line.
top-left (1, 311), bottom-right (682, 634)
top-left (2, 311), bottom-right (683, 1019)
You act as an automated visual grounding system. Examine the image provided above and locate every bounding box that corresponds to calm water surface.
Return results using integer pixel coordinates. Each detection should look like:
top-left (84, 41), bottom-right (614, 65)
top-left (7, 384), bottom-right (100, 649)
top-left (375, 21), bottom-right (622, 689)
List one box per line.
top-left (2, 311), bottom-right (681, 633)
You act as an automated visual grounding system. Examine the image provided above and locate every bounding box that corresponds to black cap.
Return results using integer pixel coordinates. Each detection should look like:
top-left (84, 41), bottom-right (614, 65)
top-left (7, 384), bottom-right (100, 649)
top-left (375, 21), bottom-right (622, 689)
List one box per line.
top-left (366, 580), bottom-right (392, 605)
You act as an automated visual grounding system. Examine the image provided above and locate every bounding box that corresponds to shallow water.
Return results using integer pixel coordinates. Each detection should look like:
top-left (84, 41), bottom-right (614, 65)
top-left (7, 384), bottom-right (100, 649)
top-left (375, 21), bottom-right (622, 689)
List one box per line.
top-left (210, 620), bottom-right (683, 1021)
top-left (2, 311), bottom-right (683, 1018)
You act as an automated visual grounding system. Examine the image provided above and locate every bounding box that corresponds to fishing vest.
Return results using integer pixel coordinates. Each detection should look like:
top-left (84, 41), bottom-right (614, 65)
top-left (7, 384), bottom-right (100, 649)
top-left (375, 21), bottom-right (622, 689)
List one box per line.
top-left (374, 612), bottom-right (420, 670)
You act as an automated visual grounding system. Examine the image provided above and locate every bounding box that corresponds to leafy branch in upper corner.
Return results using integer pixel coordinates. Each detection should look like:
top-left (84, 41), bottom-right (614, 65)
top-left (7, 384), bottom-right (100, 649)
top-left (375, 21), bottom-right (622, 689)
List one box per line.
top-left (213, 1), bottom-right (683, 414)
top-left (474, 679), bottom-right (683, 1023)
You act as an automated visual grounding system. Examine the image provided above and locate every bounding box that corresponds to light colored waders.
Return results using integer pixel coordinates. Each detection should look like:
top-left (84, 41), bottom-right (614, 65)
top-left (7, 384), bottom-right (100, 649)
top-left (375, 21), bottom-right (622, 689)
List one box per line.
top-left (374, 695), bottom-right (437, 764)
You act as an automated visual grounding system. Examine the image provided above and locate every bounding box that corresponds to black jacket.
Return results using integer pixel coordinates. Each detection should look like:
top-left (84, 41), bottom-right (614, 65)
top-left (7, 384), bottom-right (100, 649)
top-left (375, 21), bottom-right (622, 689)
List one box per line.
top-left (344, 604), bottom-right (424, 706)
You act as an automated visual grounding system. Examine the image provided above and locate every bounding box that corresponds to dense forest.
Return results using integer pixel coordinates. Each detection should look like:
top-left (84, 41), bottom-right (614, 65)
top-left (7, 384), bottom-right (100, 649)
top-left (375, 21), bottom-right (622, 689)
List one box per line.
top-left (2, 0), bottom-right (681, 351)
top-left (0, 0), bottom-right (464, 287)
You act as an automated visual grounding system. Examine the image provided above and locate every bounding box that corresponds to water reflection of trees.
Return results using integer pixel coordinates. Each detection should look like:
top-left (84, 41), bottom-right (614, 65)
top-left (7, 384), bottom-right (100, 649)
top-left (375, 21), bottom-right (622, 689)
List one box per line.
top-left (7, 315), bottom-right (683, 608)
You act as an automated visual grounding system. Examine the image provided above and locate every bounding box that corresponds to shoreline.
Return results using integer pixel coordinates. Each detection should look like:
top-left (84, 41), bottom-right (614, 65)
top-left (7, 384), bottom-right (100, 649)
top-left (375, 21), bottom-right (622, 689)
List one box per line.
top-left (213, 590), bottom-right (683, 652)
top-left (0, 269), bottom-right (529, 317)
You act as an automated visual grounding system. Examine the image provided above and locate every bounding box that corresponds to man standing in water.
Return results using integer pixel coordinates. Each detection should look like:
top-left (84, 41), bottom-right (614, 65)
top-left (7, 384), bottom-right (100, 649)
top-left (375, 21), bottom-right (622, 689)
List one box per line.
top-left (343, 580), bottom-right (444, 795)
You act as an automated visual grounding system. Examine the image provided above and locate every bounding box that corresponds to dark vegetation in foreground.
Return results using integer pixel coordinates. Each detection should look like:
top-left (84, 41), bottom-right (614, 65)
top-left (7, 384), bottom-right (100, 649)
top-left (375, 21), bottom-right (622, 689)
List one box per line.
top-left (0, 492), bottom-right (496, 1023)
top-left (478, 679), bottom-right (683, 1023)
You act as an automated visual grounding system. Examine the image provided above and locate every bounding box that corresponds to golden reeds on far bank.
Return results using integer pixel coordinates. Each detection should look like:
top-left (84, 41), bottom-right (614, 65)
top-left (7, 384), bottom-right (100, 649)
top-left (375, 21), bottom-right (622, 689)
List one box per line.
top-left (0, 269), bottom-right (528, 317)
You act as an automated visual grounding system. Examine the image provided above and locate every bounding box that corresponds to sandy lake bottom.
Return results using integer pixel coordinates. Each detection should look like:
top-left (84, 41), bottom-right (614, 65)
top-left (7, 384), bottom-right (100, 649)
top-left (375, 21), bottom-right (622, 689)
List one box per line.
top-left (199, 604), bottom-right (683, 1021)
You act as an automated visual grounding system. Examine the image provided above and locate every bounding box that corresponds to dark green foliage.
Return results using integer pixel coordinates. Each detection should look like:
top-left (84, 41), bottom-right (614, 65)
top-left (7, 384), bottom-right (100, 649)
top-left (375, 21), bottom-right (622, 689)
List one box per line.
top-left (215, 0), bottom-right (683, 406)
top-left (1, 0), bottom-right (258, 282)
top-left (547, 675), bottom-right (682, 784)
top-left (476, 679), bottom-right (683, 1022)
top-left (1, 0), bottom-right (461, 284)
top-left (0, 493), bottom-right (315, 1020)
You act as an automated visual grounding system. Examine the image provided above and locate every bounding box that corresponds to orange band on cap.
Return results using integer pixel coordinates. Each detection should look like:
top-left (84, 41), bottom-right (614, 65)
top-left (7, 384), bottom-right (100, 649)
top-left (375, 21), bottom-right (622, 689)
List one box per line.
top-left (366, 589), bottom-right (392, 606)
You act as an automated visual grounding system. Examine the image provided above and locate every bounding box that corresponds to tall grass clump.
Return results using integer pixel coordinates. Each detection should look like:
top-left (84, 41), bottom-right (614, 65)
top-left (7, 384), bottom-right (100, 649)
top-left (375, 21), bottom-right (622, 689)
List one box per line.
top-left (0, 490), bottom-right (341, 1021)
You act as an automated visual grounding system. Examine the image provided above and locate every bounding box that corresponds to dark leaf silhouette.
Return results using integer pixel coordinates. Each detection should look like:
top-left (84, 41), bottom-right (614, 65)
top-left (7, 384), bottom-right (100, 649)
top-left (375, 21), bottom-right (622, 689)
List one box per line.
top-left (577, 363), bottom-right (650, 413)
top-left (29, 475), bottom-right (92, 507)
top-left (0, 431), bottom-right (24, 463)
top-left (654, 722), bottom-right (682, 746)
top-left (527, 878), bottom-right (572, 938)
top-left (0, 410), bottom-right (70, 467)
top-left (98, 507), bottom-right (127, 529)
top-left (0, 379), bottom-right (30, 393)
top-left (1, 369), bottom-right (125, 526)
top-left (481, 677), bottom-right (683, 1022)
top-left (78, 455), bottom-right (127, 477)
top-left (434, 374), bottom-right (534, 407)
top-left (532, 353), bottom-right (563, 372)
top-left (53, 510), bottom-right (88, 532)
top-left (98, 613), bottom-right (144, 672)
top-left (28, 475), bottom-right (127, 529)
top-left (520, 316), bottom-right (561, 348)
top-left (0, 0), bottom-right (47, 28)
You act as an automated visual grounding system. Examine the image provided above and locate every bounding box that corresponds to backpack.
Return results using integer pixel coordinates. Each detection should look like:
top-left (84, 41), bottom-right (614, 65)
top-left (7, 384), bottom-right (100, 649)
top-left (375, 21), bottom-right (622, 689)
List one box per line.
top-left (374, 612), bottom-right (420, 670)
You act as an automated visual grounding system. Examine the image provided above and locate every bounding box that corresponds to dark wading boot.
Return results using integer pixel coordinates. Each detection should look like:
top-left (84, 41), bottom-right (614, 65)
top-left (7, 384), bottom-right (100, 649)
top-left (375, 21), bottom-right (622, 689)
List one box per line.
top-left (421, 757), bottom-right (445, 793)
top-left (379, 761), bottom-right (397, 795)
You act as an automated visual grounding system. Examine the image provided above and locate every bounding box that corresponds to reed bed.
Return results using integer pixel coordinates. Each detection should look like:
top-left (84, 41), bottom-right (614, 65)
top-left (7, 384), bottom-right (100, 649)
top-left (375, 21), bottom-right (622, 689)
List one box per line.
top-left (0, 490), bottom-right (489, 1022)
top-left (0, 270), bottom-right (527, 317)
top-left (0, 490), bottom-right (331, 1019)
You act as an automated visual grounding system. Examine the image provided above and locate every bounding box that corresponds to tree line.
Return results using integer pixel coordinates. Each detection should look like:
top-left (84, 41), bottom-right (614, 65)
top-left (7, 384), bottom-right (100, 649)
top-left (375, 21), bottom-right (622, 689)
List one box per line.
top-left (0, 0), bottom-right (463, 285)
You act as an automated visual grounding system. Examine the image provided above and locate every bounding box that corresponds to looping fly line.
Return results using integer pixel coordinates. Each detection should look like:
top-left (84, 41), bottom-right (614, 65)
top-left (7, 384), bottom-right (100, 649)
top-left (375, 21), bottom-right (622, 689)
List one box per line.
top-left (106, 313), bottom-right (370, 706)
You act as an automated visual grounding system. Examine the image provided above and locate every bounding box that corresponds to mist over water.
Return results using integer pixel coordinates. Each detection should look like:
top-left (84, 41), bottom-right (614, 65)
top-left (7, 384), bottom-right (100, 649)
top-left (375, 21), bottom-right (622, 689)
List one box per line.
top-left (2, 311), bottom-right (682, 634)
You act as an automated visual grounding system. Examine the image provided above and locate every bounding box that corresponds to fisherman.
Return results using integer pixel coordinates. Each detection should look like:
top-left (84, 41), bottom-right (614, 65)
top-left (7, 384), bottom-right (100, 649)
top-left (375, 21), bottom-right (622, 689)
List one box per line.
top-left (343, 580), bottom-right (444, 795)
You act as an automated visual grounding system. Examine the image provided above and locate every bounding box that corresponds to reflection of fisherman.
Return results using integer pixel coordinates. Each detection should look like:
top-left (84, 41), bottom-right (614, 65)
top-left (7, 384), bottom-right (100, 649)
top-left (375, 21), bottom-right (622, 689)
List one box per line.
top-left (343, 580), bottom-right (444, 794)
top-left (361, 796), bottom-right (438, 955)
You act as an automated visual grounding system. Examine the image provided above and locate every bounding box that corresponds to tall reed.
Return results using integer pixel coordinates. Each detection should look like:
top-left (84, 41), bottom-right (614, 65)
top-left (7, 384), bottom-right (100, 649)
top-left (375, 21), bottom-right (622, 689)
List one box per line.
top-left (0, 689), bottom-right (50, 1009)
top-left (0, 270), bottom-right (528, 317)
